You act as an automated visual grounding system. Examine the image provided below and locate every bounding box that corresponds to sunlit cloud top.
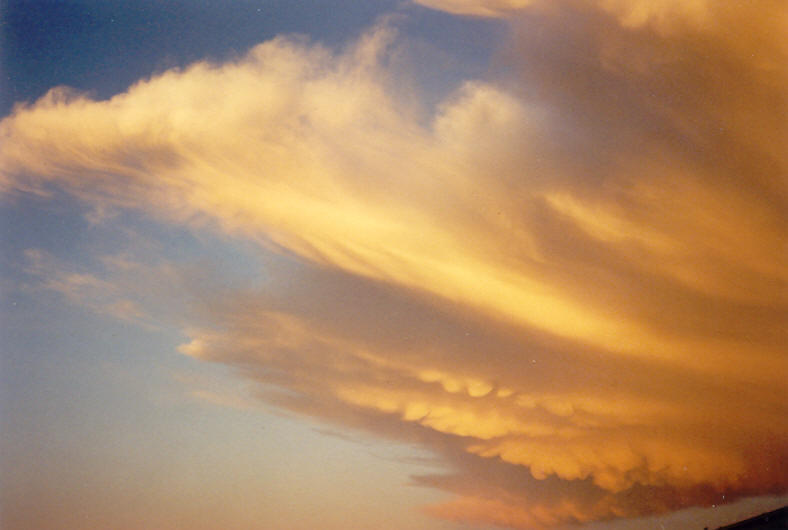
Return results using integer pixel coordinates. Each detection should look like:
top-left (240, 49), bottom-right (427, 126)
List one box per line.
top-left (1, 1), bottom-right (786, 528)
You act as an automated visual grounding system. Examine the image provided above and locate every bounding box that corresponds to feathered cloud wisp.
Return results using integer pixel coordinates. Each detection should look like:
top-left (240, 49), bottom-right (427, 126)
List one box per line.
top-left (1, 2), bottom-right (786, 528)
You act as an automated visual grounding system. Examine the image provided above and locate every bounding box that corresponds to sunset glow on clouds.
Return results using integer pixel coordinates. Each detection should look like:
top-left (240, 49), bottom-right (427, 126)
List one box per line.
top-left (1, 1), bottom-right (786, 529)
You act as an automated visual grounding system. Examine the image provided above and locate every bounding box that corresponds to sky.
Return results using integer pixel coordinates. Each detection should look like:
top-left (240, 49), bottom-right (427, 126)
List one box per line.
top-left (0, 1), bottom-right (786, 529)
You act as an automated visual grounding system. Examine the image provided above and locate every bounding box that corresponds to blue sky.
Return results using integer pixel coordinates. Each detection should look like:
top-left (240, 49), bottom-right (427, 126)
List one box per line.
top-left (1, 0), bottom-right (501, 114)
top-left (1, 3), bottom-right (502, 529)
top-left (1, 1), bottom-right (786, 529)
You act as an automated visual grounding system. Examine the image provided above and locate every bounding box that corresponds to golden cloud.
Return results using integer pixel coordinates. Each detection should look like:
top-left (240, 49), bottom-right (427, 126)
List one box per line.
top-left (2, 6), bottom-right (786, 528)
top-left (411, 0), bottom-right (765, 33)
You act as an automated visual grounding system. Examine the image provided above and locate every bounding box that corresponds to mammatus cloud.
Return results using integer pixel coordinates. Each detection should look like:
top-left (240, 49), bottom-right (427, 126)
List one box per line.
top-left (2, 2), bottom-right (786, 528)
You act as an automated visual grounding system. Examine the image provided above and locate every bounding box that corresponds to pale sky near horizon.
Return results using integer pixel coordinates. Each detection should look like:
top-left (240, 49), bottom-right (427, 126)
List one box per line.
top-left (1, 1), bottom-right (786, 529)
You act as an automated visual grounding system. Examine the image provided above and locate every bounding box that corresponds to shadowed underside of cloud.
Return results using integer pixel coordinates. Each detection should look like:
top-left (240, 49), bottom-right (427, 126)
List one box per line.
top-left (2, 1), bottom-right (786, 528)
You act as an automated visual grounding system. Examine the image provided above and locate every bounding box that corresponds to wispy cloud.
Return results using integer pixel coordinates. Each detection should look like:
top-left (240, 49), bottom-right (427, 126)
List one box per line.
top-left (23, 248), bottom-right (147, 323)
top-left (21, 248), bottom-right (191, 328)
top-left (413, 0), bottom-right (741, 32)
top-left (1, 4), bottom-right (785, 528)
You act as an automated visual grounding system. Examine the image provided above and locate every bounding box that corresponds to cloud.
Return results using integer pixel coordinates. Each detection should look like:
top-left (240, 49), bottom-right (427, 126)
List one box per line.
top-left (172, 286), bottom-right (786, 526)
top-left (2, 9), bottom-right (786, 530)
top-left (412, 0), bottom-right (537, 19)
top-left (23, 248), bottom-right (148, 323)
top-left (21, 247), bottom-right (199, 328)
top-left (411, 0), bottom-right (733, 33)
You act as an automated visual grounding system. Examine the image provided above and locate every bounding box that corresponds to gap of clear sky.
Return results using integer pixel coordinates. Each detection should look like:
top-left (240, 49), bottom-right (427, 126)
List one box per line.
top-left (1, 1), bottom-right (786, 529)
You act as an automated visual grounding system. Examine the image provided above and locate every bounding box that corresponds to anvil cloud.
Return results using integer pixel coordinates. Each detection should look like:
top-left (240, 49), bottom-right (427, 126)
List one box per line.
top-left (1, 1), bottom-right (786, 528)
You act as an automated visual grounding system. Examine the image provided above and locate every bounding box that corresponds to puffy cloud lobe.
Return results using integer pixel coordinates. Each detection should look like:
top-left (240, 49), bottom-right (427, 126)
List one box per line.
top-left (0, 28), bottom-right (660, 367)
top-left (170, 295), bottom-right (785, 527)
top-left (2, 8), bottom-right (787, 530)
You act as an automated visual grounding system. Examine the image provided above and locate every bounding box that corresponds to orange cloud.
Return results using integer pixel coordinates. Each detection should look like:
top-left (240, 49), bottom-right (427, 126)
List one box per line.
top-left (2, 8), bottom-right (786, 529)
top-left (412, 0), bottom-right (733, 33)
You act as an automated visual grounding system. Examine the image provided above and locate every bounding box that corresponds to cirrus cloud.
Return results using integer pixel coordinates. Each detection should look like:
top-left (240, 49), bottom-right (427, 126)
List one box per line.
top-left (2, 5), bottom-right (786, 529)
